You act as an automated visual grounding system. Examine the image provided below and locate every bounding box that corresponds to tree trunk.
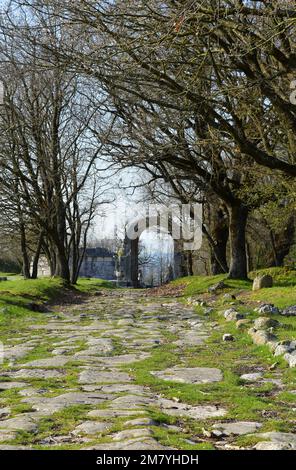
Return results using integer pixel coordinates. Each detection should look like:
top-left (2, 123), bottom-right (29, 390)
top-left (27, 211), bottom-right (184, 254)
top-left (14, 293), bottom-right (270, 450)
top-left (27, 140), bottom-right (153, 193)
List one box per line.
top-left (227, 203), bottom-right (249, 280)
top-left (130, 238), bottom-right (139, 288)
top-left (52, 201), bottom-right (71, 284)
top-left (20, 222), bottom-right (31, 279)
top-left (211, 206), bottom-right (229, 274)
top-left (31, 232), bottom-right (44, 279)
top-left (54, 243), bottom-right (70, 284)
top-left (203, 204), bottom-right (229, 275)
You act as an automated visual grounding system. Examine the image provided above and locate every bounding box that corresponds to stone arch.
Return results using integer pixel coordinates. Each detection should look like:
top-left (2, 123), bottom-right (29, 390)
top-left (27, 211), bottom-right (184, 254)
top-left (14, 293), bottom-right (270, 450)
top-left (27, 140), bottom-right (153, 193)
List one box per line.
top-left (121, 210), bottom-right (198, 287)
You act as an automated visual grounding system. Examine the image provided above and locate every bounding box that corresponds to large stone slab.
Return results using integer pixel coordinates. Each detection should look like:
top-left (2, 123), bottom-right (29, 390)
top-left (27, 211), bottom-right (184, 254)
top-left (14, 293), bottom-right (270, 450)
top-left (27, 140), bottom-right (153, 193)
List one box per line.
top-left (92, 354), bottom-right (150, 366)
top-left (79, 368), bottom-right (132, 384)
top-left (22, 392), bottom-right (112, 414)
top-left (253, 431), bottom-right (296, 449)
top-left (174, 331), bottom-right (209, 347)
top-left (0, 382), bottom-right (28, 390)
top-left (254, 441), bottom-right (294, 450)
top-left (151, 367), bottom-right (222, 384)
top-left (212, 421), bottom-right (262, 436)
top-left (158, 398), bottom-right (227, 419)
top-left (81, 384), bottom-right (147, 394)
top-left (112, 428), bottom-right (153, 441)
top-left (87, 409), bottom-right (147, 419)
top-left (109, 395), bottom-right (155, 409)
top-left (4, 345), bottom-right (34, 361)
top-left (4, 369), bottom-right (65, 379)
top-left (124, 417), bottom-right (156, 427)
top-left (0, 415), bottom-right (38, 433)
top-left (74, 338), bottom-right (114, 357)
top-left (20, 356), bottom-right (71, 368)
top-left (72, 421), bottom-right (110, 436)
top-left (85, 438), bottom-right (173, 450)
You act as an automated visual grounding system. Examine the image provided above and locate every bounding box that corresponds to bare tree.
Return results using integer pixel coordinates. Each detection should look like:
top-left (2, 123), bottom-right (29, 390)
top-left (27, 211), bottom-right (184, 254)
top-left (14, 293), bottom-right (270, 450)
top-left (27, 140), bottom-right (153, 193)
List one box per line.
top-left (0, 18), bottom-right (112, 283)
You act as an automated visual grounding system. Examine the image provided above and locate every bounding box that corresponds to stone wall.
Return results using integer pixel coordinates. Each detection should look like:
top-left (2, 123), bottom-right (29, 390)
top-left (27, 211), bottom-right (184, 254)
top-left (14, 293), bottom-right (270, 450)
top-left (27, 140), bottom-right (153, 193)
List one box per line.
top-left (79, 256), bottom-right (116, 280)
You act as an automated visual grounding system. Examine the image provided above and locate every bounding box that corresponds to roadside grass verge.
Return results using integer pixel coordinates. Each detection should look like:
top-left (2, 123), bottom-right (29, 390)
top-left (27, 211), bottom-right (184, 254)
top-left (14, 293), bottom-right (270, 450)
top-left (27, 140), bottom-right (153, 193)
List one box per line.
top-left (251, 286), bottom-right (296, 309)
top-left (0, 277), bottom-right (65, 299)
top-left (0, 277), bottom-right (114, 318)
top-left (171, 269), bottom-right (296, 349)
top-left (0, 276), bottom-right (115, 342)
top-left (75, 277), bottom-right (115, 293)
top-left (0, 272), bottom-right (21, 278)
top-left (171, 267), bottom-right (295, 300)
top-left (171, 274), bottom-right (252, 297)
top-left (0, 278), bottom-right (64, 337)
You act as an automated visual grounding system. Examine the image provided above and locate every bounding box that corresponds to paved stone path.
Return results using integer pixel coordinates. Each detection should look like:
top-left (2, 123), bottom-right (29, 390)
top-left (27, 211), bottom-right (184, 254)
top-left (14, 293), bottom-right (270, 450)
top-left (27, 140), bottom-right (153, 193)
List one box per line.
top-left (0, 289), bottom-right (295, 450)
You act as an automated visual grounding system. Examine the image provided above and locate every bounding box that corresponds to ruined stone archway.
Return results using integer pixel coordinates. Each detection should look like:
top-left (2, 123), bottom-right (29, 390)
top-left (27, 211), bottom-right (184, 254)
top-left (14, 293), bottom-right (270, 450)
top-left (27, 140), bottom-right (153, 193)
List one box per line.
top-left (121, 206), bottom-right (202, 287)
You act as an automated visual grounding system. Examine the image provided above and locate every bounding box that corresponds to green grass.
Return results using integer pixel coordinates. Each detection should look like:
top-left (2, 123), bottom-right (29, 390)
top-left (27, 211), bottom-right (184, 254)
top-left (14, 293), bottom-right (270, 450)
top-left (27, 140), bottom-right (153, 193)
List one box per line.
top-left (251, 286), bottom-right (296, 309)
top-left (0, 278), bottom-right (64, 338)
top-left (170, 268), bottom-right (295, 317)
top-left (172, 274), bottom-right (252, 297)
top-left (0, 276), bottom-right (114, 323)
top-left (10, 405), bottom-right (91, 447)
top-left (248, 268), bottom-right (296, 309)
top-left (249, 267), bottom-right (296, 286)
top-left (0, 276), bottom-right (115, 347)
top-left (171, 268), bottom-right (296, 300)
top-left (0, 276), bottom-right (114, 299)
top-left (152, 426), bottom-right (215, 450)
top-left (0, 272), bottom-right (20, 277)
top-left (0, 277), bottom-right (65, 298)
top-left (75, 277), bottom-right (115, 293)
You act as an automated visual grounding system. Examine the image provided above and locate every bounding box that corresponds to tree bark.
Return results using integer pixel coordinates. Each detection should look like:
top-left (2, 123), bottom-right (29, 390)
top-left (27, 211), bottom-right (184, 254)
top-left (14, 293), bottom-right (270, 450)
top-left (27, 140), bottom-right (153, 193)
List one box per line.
top-left (54, 241), bottom-right (70, 284)
top-left (210, 207), bottom-right (229, 275)
top-left (227, 203), bottom-right (249, 280)
top-left (130, 238), bottom-right (139, 288)
top-left (53, 201), bottom-right (71, 284)
top-left (203, 205), bottom-right (229, 275)
top-left (31, 231), bottom-right (44, 279)
top-left (20, 222), bottom-right (31, 279)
